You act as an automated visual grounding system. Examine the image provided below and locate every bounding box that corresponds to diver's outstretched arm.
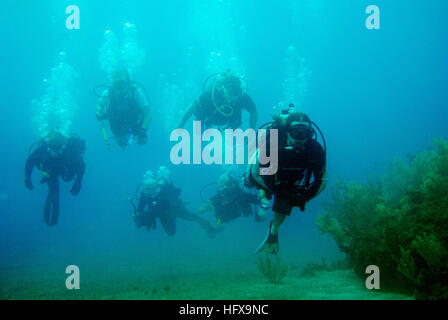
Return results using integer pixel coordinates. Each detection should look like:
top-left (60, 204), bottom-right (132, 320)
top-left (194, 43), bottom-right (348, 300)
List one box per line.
top-left (242, 94), bottom-right (257, 128)
top-left (177, 206), bottom-right (220, 238)
top-left (141, 105), bottom-right (152, 131)
top-left (249, 108), bottom-right (258, 129)
top-left (197, 201), bottom-right (214, 215)
top-left (177, 101), bottom-right (197, 129)
top-left (135, 105), bottom-right (151, 145)
top-left (24, 147), bottom-right (45, 190)
top-left (24, 157), bottom-right (36, 189)
top-left (137, 194), bottom-right (148, 214)
top-left (303, 147), bottom-right (326, 201)
top-left (71, 160), bottom-right (85, 195)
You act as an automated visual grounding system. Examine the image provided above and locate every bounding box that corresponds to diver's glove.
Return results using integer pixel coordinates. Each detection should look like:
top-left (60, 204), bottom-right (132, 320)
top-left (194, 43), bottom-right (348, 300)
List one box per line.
top-left (136, 128), bottom-right (148, 145)
top-left (24, 178), bottom-right (33, 191)
top-left (70, 182), bottom-right (81, 195)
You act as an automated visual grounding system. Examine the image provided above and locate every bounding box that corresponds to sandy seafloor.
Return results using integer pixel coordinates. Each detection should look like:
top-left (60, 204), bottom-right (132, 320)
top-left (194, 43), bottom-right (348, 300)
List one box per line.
top-left (0, 216), bottom-right (413, 300)
top-left (0, 257), bottom-right (412, 300)
top-left (0, 219), bottom-right (412, 300)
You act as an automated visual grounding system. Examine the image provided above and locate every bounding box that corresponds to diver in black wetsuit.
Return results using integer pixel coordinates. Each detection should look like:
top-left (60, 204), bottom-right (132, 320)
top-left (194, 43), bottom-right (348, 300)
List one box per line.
top-left (131, 167), bottom-right (220, 238)
top-left (177, 70), bottom-right (257, 130)
top-left (244, 105), bottom-right (327, 254)
top-left (198, 173), bottom-right (269, 227)
top-left (24, 130), bottom-right (86, 226)
top-left (96, 69), bottom-right (151, 148)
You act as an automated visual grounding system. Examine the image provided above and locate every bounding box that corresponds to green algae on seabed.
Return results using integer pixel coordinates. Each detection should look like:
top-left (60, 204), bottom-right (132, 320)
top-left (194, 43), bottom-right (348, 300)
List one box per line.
top-left (317, 138), bottom-right (448, 299)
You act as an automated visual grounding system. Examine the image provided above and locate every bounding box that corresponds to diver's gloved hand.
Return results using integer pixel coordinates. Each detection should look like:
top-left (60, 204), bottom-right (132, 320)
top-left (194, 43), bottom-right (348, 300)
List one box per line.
top-left (70, 182), bottom-right (81, 195)
top-left (24, 178), bottom-right (33, 191)
top-left (136, 128), bottom-right (148, 145)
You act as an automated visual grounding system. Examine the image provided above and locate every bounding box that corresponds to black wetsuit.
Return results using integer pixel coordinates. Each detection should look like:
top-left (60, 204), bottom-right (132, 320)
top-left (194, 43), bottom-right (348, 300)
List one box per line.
top-left (108, 85), bottom-right (142, 139)
top-left (194, 91), bottom-right (256, 129)
top-left (210, 188), bottom-right (260, 223)
top-left (256, 125), bottom-right (326, 215)
top-left (25, 137), bottom-right (86, 225)
top-left (137, 182), bottom-right (218, 237)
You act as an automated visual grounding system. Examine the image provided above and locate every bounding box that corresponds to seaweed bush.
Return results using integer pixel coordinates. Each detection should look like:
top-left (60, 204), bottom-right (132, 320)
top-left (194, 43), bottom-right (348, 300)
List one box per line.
top-left (317, 139), bottom-right (448, 299)
top-left (257, 254), bottom-right (289, 284)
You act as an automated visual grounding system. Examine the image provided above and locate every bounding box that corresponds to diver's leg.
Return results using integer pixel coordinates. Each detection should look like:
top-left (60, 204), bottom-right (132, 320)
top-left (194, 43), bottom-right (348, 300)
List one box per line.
top-left (177, 207), bottom-right (219, 238)
top-left (271, 211), bottom-right (286, 236)
top-left (109, 120), bottom-right (129, 148)
top-left (109, 118), bottom-right (122, 138)
top-left (159, 214), bottom-right (176, 237)
top-left (256, 197), bottom-right (291, 254)
top-left (49, 180), bottom-right (60, 226)
top-left (115, 135), bottom-right (129, 149)
top-left (44, 188), bottom-right (52, 225)
top-left (44, 179), bottom-right (59, 226)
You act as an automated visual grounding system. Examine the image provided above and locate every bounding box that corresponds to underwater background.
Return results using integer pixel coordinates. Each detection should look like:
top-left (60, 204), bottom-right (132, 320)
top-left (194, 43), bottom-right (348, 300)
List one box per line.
top-left (0, 0), bottom-right (447, 299)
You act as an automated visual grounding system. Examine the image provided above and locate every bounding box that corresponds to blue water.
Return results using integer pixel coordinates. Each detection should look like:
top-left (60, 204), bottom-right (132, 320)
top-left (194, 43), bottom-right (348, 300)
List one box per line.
top-left (0, 0), bottom-right (447, 299)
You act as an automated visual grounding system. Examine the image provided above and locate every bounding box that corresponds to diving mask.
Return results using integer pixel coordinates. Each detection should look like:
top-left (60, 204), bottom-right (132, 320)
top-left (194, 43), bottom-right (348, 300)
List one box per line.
top-left (289, 122), bottom-right (313, 141)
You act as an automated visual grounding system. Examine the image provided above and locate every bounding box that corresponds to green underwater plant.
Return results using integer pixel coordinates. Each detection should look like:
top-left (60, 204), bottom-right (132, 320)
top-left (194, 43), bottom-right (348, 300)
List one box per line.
top-left (257, 254), bottom-right (288, 284)
top-left (317, 138), bottom-right (448, 299)
top-left (397, 246), bottom-right (418, 285)
top-left (411, 233), bottom-right (447, 272)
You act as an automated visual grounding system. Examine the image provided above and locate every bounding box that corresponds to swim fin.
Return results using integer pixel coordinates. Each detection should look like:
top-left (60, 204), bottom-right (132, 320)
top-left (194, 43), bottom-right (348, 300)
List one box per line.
top-left (255, 220), bottom-right (278, 254)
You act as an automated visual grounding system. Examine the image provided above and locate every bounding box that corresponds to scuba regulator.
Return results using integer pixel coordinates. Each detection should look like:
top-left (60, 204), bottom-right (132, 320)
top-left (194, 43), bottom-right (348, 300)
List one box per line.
top-left (281, 103), bottom-right (297, 115)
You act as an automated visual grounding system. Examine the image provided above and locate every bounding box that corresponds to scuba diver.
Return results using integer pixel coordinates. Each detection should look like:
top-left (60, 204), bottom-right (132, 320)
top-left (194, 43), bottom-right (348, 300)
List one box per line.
top-left (177, 70), bottom-right (257, 130)
top-left (129, 167), bottom-right (220, 238)
top-left (24, 130), bottom-right (86, 226)
top-left (198, 172), bottom-right (269, 227)
top-left (96, 68), bottom-right (151, 148)
top-left (244, 104), bottom-right (327, 254)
